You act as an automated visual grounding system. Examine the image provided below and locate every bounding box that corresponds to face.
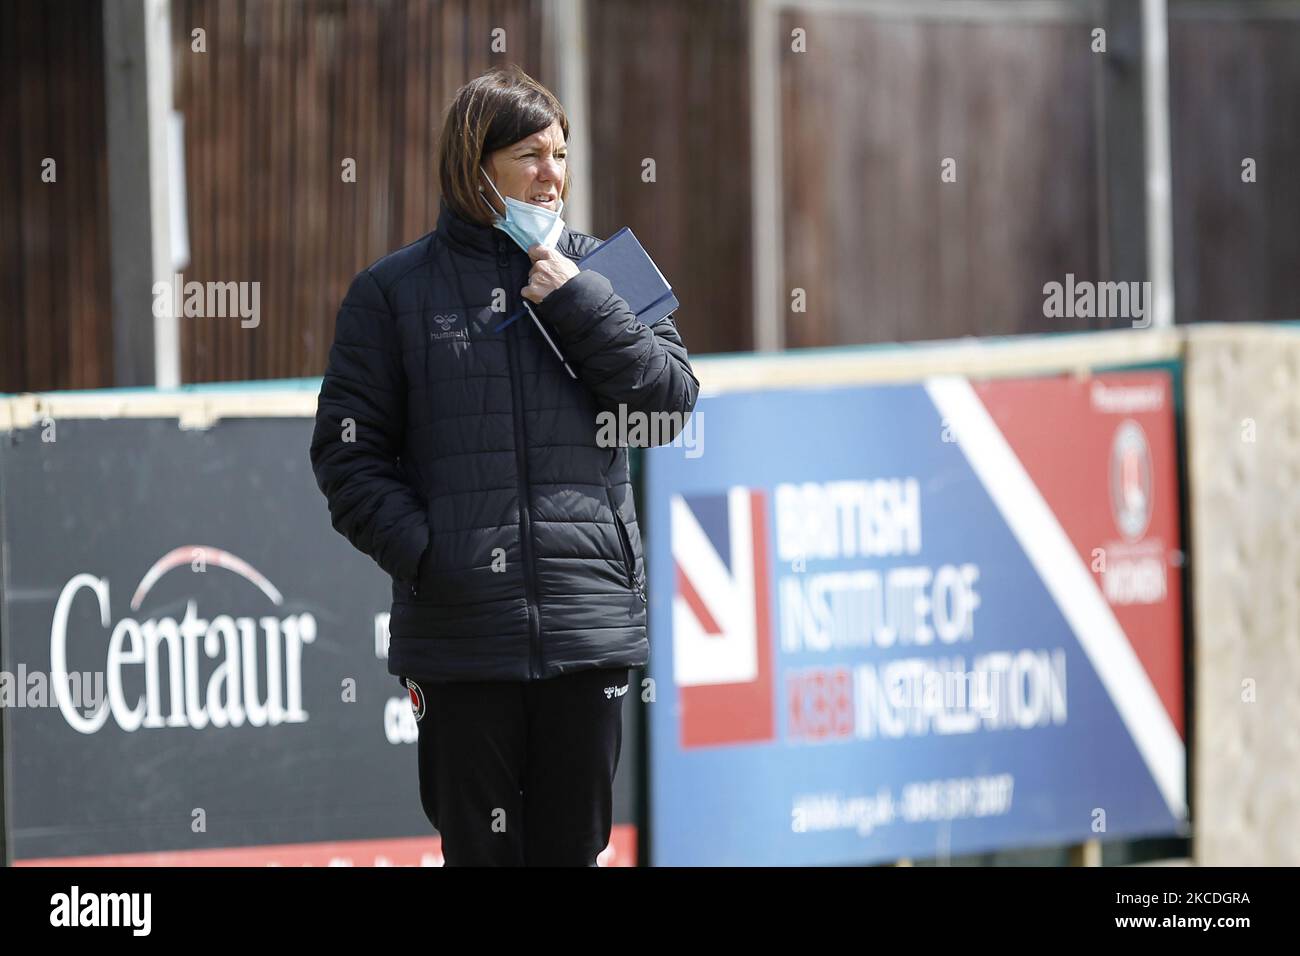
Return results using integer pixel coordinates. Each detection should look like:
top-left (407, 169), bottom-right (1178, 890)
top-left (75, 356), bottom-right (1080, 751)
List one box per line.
top-left (482, 121), bottom-right (566, 214)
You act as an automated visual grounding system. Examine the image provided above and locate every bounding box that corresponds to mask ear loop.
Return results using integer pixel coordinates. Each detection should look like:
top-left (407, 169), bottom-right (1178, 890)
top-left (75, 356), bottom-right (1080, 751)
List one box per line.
top-left (478, 165), bottom-right (508, 218)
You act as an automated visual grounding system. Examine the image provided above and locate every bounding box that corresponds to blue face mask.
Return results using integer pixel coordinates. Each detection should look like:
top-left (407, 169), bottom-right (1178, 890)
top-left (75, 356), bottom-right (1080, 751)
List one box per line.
top-left (479, 166), bottom-right (566, 253)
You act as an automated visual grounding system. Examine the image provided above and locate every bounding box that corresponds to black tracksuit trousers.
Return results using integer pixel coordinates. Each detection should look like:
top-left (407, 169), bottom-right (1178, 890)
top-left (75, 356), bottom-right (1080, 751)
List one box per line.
top-left (400, 666), bottom-right (629, 867)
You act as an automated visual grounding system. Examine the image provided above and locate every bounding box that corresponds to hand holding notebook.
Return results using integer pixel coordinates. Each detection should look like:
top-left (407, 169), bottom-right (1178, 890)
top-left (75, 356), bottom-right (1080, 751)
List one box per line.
top-left (523, 227), bottom-right (679, 379)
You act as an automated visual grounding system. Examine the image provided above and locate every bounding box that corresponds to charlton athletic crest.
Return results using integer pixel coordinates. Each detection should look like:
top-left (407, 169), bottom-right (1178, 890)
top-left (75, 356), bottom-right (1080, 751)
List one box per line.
top-left (405, 678), bottom-right (426, 722)
top-left (1109, 419), bottom-right (1153, 541)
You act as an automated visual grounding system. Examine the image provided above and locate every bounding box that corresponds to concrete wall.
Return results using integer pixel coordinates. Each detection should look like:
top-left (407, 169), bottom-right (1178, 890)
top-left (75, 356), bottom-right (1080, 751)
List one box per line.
top-left (1186, 324), bottom-right (1300, 865)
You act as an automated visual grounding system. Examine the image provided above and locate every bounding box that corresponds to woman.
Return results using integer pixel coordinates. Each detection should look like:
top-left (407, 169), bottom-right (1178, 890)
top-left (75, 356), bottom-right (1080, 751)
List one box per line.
top-left (309, 64), bottom-right (698, 866)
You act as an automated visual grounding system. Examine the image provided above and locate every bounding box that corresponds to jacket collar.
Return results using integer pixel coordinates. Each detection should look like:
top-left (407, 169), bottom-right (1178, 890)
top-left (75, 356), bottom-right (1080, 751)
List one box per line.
top-left (436, 197), bottom-right (514, 259)
top-left (436, 196), bottom-right (583, 263)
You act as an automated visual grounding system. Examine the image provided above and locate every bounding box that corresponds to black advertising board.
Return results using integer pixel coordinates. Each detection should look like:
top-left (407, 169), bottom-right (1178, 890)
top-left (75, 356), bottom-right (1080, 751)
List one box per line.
top-left (0, 399), bottom-right (640, 865)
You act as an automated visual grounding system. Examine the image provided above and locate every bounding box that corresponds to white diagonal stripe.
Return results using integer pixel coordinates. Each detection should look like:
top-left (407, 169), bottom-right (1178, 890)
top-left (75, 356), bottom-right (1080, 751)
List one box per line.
top-left (671, 493), bottom-right (758, 686)
top-left (925, 376), bottom-right (1186, 820)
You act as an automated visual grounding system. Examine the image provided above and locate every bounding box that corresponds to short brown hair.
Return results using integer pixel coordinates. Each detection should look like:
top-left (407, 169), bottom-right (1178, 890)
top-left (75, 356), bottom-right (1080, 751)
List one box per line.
top-left (438, 65), bottom-right (570, 226)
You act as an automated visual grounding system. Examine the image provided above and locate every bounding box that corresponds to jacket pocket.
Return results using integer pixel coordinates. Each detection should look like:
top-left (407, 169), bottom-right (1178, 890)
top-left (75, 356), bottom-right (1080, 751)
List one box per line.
top-left (407, 542), bottom-right (430, 600)
top-left (604, 483), bottom-right (636, 588)
top-left (403, 495), bottom-right (433, 600)
top-left (605, 482), bottom-right (646, 604)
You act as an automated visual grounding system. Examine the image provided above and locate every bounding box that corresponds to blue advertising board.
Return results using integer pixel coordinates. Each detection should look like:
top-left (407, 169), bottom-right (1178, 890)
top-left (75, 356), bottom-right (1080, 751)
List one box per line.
top-left (643, 374), bottom-right (1186, 865)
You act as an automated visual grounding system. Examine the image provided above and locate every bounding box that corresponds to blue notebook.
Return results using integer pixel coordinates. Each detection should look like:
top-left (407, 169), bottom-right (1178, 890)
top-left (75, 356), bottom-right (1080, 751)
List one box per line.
top-left (575, 227), bottom-right (679, 325)
top-left (512, 227), bottom-right (678, 380)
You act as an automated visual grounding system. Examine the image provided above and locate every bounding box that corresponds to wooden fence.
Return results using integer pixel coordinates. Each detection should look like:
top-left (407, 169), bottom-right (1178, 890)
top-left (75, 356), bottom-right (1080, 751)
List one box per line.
top-left (1, 0), bottom-right (1298, 390)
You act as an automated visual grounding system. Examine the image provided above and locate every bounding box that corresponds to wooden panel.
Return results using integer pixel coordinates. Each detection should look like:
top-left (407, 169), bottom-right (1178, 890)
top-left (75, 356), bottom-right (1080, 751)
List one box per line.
top-left (779, 6), bottom-right (1103, 347)
top-left (586, 0), bottom-right (754, 356)
top-left (1169, 6), bottom-right (1300, 324)
top-left (0, 0), bottom-right (113, 393)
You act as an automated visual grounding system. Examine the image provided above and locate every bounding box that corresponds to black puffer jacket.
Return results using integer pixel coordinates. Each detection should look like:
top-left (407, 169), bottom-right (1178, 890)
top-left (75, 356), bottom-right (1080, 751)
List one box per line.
top-left (310, 199), bottom-right (698, 682)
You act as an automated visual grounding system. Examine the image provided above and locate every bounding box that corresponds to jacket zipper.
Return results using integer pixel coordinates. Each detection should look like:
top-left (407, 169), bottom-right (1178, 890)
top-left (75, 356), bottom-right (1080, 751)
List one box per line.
top-left (499, 238), bottom-right (544, 678)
